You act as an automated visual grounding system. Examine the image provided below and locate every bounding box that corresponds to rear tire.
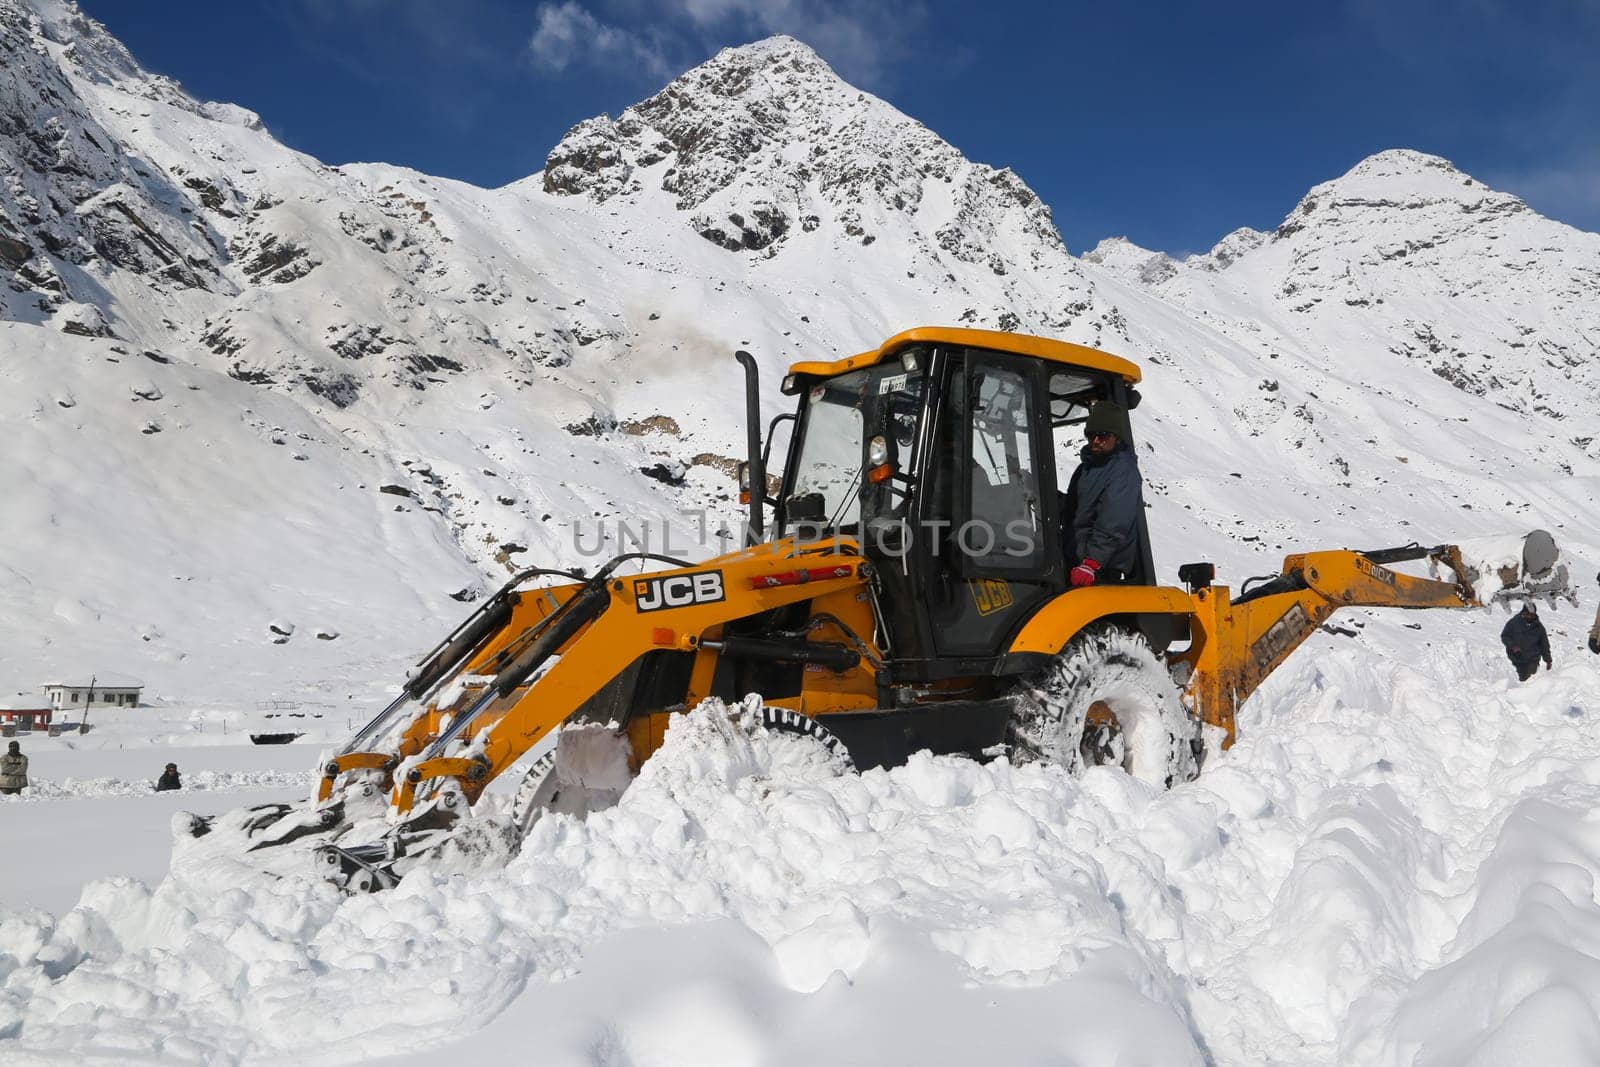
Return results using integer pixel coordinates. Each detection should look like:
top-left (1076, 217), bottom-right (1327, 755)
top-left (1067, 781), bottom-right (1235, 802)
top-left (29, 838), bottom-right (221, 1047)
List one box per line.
top-left (1008, 628), bottom-right (1198, 787)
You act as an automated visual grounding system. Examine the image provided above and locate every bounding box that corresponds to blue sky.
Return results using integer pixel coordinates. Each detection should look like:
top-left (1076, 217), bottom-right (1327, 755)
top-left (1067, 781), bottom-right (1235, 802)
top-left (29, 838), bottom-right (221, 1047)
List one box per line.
top-left (79, 0), bottom-right (1600, 256)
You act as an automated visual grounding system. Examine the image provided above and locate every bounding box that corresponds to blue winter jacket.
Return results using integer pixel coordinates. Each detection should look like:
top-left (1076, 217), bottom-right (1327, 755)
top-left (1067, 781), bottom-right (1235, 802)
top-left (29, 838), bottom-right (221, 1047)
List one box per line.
top-left (1500, 612), bottom-right (1550, 665)
top-left (1063, 444), bottom-right (1143, 577)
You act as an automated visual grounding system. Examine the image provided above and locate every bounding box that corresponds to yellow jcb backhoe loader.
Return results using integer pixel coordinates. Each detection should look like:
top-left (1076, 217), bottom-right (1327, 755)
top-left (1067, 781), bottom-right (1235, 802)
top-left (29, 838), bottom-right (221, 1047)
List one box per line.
top-left (193, 327), bottom-right (1571, 892)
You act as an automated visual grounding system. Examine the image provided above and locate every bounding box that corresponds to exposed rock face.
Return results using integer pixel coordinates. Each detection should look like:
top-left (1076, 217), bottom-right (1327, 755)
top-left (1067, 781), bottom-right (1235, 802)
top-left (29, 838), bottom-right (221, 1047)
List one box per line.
top-left (542, 116), bottom-right (630, 200)
top-left (539, 36), bottom-right (1065, 272)
top-left (0, 0), bottom-right (230, 322)
top-left (1083, 237), bottom-right (1180, 285)
top-left (2, 0), bottom-right (548, 403)
top-left (1187, 227), bottom-right (1267, 272)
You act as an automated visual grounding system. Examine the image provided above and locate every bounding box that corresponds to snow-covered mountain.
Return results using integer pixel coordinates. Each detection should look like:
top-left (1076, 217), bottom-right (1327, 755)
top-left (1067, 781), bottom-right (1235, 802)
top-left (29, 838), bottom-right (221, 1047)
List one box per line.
top-left (1158, 150), bottom-right (1600, 422)
top-left (7, 5), bottom-right (1600, 1065)
top-left (2, 0), bottom-right (1597, 714)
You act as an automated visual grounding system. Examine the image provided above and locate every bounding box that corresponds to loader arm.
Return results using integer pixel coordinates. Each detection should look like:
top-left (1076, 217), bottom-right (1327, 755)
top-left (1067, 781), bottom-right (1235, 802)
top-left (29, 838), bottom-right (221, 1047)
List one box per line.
top-left (389, 540), bottom-right (870, 813)
top-left (316, 569), bottom-right (583, 802)
top-left (1180, 544), bottom-right (1478, 746)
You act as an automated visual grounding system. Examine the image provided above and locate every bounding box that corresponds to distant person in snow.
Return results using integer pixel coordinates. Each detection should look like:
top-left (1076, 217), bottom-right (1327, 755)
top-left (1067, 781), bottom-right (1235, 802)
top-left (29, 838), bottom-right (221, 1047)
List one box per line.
top-left (1589, 572), bottom-right (1600, 655)
top-left (1062, 401), bottom-right (1144, 587)
top-left (1, 740), bottom-right (28, 795)
top-left (155, 763), bottom-right (181, 792)
top-left (1501, 601), bottom-right (1552, 681)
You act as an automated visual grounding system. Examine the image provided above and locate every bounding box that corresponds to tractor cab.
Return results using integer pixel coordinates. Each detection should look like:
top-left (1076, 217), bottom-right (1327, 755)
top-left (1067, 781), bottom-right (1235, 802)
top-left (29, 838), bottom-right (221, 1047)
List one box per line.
top-left (756, 327), bottom-right (1153, 681)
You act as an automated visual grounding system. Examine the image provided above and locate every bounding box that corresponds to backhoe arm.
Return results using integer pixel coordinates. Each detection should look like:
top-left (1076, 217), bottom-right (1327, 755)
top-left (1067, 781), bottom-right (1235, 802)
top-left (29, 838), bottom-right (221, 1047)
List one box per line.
top-left (1182, 545), bottom-right (1478, 746)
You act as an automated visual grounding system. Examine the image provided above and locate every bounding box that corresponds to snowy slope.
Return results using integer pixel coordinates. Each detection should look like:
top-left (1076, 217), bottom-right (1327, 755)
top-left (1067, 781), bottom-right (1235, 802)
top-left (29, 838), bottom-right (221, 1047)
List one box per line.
top-left (1162, 149), bottom-right (1600, 425)
top-left (3, 0), bottom-right (1598, 705)
top-left (6, 642), bottom-right (1600, 1066)
top-left (3, 2), bottom-right (1600, 1063)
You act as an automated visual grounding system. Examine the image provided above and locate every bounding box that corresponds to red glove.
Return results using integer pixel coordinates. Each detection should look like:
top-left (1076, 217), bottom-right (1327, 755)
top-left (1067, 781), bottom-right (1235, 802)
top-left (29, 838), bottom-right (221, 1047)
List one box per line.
top-left (1070, 559), bottom-right (1100, 587)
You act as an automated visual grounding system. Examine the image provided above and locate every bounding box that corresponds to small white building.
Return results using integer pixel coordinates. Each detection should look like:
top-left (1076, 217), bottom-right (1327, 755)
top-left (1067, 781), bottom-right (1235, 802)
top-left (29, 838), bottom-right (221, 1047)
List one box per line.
top-left (42, 674), bottom-right (144, 710)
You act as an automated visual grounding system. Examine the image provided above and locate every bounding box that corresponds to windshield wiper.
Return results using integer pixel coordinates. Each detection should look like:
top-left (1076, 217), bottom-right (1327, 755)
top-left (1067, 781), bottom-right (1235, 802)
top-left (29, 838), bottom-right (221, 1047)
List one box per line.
top-left (826, 466), bottom-right (865, 531)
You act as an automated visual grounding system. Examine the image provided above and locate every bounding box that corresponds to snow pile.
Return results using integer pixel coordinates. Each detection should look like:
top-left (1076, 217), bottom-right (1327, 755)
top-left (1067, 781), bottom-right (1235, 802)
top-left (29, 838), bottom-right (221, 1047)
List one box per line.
top-left (1347, 793), bottom-right (1600, 1064)
top-left (0, 700), bottom-right (1204, 1062)
top-left (1450, 532), bottom-right (1535, 580)
top-left (0, 767), bottom-right (311, 801)
top-left (4, 635), bottom-right (1600, 1065)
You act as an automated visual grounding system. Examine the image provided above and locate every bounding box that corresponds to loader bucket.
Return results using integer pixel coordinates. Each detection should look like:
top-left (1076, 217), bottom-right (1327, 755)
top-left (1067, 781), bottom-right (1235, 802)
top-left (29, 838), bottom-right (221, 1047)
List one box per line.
top-left (1448, 530), bottom-right (1578, 610)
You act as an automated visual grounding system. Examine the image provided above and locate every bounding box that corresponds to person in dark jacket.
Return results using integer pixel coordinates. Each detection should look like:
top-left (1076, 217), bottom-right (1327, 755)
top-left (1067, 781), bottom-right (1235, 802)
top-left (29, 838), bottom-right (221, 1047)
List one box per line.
top-left (1, 740), bottom-right (28, 795)
top-left (1501, 602), bottom-right (1552, 681)
top-left (1588, 572), bottom-right (1599, 656)
top-left (155, 763), bottom-right (181, 791)
top-left (1061, 401), bottom-right (1144, 586)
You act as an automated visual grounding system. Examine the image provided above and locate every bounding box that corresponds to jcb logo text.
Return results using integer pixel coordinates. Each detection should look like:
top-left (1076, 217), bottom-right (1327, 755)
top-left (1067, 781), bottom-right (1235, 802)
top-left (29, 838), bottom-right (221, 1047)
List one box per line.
top-left (634, 571), bottom-right (726, 613)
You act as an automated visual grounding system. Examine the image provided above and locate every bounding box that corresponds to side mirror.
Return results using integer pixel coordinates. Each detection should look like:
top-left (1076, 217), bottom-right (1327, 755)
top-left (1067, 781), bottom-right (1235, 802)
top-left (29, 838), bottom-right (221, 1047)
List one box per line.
top-left (1178, 562), bottom-right (1215, 591)
top-left (787, 492), bottom-right (827, 525)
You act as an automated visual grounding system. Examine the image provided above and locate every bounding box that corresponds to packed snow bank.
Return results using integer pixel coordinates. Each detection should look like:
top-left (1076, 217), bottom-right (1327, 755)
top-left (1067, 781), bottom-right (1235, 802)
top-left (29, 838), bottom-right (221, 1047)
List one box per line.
top-left (0, 769), bottom-right (312, 801)
top-left (3, 629), bottom-right (1600, 1065)
top-left (386, 917), bottom-right (1201, 1067)
top-left (0, 741), bottom-right (318, 801)
top-left (1345, 790), bottom-right (1600, 1066)
top-left (0, 787), bottom-right (306, 915)
top-left (0, 698), bottom-right (1204, 1064)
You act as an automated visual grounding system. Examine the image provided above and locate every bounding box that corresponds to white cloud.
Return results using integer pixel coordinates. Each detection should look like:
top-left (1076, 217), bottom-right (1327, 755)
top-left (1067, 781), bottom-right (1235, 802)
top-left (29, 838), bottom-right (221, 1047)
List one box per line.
top-left (528, 0), bottom-right (921, 89)
top-left (1485, 155), bottom-right (1600, 234)
top-left (674, 0), bottom-right (917, 86)
top-left (528, 1), bottom-right (672, 78)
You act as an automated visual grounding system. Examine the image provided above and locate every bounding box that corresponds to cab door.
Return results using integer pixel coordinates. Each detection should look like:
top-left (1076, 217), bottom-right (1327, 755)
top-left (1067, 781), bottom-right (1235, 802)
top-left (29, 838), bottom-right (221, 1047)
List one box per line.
top-left (922, 350), bottom-right (1061, 661)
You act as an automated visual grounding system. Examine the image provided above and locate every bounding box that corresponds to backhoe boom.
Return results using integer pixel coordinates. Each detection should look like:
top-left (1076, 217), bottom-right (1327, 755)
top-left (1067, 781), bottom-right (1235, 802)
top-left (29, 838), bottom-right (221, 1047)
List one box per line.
top-left (1179, 545), bottom-right (1478, 745)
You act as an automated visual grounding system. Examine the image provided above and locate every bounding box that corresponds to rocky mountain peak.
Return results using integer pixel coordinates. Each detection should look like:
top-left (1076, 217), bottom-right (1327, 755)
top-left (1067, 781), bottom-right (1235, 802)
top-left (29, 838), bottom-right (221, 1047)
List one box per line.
top-left (1083, 236), bottom-right (1157, 262)
top-left (25, 0), bottom-right (142, 83)
top-left (1188, 227), bottom-right (1268, 272)
top-left (18, 0), bottom-right (262, 127)
top-left (1148, 149), bottom-right (1600, 425)
top-left (537, 34), bottom-right (1065, 267)
top-left (698, 33), bottom-right (831, 77)
top-left (1274, 148), bottom-right (1526, 242)
top-left (539, 34), bottom-right (856, 208)
top-left (1081, 236), bottom-right (1178, 285)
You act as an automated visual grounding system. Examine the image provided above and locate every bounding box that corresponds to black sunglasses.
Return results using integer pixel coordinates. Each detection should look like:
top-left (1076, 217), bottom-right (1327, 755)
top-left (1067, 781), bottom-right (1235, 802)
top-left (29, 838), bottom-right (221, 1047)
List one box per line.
top-left (1085, 430), bottom-right (1115, 441)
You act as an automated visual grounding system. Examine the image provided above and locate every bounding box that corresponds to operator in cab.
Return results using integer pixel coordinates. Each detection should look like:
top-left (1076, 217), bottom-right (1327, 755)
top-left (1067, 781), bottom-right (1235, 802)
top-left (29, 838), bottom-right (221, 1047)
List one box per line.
top-left (1062, 400), bottom-right (1144, 587)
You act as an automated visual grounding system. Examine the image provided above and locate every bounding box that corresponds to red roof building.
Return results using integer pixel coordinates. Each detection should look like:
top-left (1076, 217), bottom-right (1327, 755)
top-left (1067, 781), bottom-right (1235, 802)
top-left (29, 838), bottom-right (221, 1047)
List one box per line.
top-left (0, 707), bottom-right (52, 728)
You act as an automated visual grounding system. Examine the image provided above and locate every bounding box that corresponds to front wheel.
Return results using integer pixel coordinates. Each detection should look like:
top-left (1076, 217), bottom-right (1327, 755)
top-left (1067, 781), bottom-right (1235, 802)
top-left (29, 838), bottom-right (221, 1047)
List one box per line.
top-left (509, 724), bottom-right (633, 839)
top-left (1008, 628), bottom-right (1198, 787)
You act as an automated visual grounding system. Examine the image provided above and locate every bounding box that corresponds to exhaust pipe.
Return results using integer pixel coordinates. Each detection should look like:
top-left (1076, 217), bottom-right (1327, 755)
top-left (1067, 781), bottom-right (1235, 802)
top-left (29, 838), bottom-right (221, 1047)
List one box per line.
top-left (735, 350), bottom-right (765, 544)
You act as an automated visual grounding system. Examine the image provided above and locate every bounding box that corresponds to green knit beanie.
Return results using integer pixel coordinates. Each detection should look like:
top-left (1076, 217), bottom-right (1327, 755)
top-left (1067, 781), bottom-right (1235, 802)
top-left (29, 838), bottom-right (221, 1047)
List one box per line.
top-left (1084, 401), bottom-right (1129, 440)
